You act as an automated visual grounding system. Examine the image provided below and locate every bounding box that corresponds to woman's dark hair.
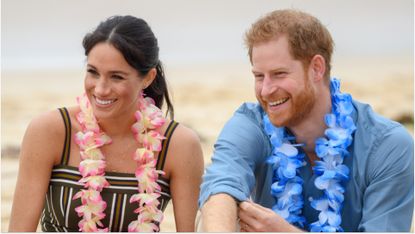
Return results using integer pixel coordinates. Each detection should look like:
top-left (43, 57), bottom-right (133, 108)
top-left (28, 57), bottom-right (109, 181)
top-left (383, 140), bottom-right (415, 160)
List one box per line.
top-left (83, 15), bottom-right (174, 119)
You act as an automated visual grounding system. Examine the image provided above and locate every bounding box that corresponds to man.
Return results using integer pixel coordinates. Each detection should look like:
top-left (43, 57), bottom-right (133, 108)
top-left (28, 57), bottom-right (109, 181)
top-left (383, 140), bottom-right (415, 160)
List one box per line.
top-left (199, 9), bottom-right (413, 232)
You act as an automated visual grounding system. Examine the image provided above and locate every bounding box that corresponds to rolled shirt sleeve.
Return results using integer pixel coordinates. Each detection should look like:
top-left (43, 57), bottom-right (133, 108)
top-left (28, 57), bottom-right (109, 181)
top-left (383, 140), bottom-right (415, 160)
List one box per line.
top-left (198, 103), bottom-right (269, 207)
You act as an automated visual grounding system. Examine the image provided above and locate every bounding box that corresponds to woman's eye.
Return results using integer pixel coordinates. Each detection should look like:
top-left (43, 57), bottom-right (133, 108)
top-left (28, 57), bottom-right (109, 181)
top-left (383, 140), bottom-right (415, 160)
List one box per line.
top-left (87, 69), bottom-right (98, 76)
top-left (112, 75), bottom-right (125, 80)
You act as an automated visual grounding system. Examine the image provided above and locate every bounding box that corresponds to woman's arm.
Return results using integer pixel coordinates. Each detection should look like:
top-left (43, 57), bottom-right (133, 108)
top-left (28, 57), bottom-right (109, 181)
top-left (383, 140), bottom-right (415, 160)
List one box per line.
top-left (8, 110), bottom-right (64, 231)
top-left (165, 124), bottom-right (204, 231)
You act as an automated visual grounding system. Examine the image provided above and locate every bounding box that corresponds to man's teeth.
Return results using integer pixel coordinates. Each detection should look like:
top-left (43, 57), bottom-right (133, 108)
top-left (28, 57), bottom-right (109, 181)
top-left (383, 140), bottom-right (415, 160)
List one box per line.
top-left (269, 98), bottom-right (289, 106)
top-left (96, 98), bottom-right (115, 105)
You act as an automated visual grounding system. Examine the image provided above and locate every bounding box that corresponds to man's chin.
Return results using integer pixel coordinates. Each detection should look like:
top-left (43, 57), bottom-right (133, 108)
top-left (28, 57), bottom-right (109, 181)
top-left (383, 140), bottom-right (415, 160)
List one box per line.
top-left (267, 115), bottom-right (287, 128)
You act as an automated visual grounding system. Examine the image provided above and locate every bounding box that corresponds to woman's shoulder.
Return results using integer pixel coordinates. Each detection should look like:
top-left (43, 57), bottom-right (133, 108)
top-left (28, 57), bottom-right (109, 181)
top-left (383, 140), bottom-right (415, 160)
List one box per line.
top-left (169, 121), bottom-right (201, 148)
top-left (21, 109), bottom-right (76, 164)
top-left (28, 106), bottom-right (79, 133)
top-left (162, 120), bottom-right (203, 175)
top-left (28, 109), bottom-right (62, 134)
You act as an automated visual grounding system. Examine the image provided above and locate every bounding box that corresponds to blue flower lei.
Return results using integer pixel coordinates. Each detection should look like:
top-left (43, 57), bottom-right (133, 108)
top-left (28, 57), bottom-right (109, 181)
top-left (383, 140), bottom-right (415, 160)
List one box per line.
top-left (263, 78), bottom-right (356, 232)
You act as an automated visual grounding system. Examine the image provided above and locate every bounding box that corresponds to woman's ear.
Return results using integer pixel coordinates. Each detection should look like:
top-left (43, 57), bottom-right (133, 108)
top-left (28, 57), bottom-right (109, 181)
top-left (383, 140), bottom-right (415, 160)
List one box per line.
top-left (309, 54), bottom-right (326, 82)
top-left (143, 68), bottom-right (157, 89)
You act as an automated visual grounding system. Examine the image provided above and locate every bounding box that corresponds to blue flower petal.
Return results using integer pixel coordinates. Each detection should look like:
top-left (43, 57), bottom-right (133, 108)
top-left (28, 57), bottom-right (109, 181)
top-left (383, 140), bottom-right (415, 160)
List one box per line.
top-left (282, 165), bottom-right (297, 179)
top-left (289, 196), bottom-right (304, 211)
top-left (310, 198), bottom-right (329, 211)
top-left (340, 115), bottom-right (355, 131)
top-left (338, 96), bottom-right (354, 115)
top-left (315, 176), bottom-right (330, 190)
top-left (335, 164), bottom-right (349, 180)
top-left (276, 143), bottom-right (298, 157)
top-left (327, 211), bottom-right (342, 227)
top-left (266, 155), bottom-right (280, 165)
top-left (326, 187), bottom-right (344, 203)
top-left (288, 183), bottom-right (302, 196)
top-left (287, 214), bottom-right (306, 227)
top-left (313, 161), bottom-right (328, 175)
top-left (326, 128), bottom-right (348, 142)
top-left (270, 134), bottom-right (283, 147)
top-left (322, 225), bottom-right (337, 232)
top-left (271, 181), bottom-right (285, 195)
top-left (277, 195), bottom-right (292, 209)
top-left (321, 170), bottom-right (336, 179)
top-left (330, 78), bottom-right (340, 93)
top-left (275, 205), bottom-right (290, 219)
top-left (327, 146), bottom-right (341, 156)
top-left (328, 199), bottom-right (341, 213)
top-left (325, 114), bottom-right (336, 128)
top-left (315, 142), bottom-right (328, 158)
top-left (318, 210), bottom-right (328, 224)
top-left (310, 222), bottom-right (323, 232)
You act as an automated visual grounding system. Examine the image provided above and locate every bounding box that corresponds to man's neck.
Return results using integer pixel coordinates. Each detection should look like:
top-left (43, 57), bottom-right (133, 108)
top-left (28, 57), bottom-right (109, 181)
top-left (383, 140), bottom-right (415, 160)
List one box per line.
top-left (288, 87), bottom-right (332, 161)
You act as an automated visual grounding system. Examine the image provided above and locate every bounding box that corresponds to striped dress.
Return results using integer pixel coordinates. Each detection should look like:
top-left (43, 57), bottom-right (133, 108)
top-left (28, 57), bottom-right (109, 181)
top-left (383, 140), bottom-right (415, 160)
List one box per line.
top-left (40, 108), bottom-right (178, 232)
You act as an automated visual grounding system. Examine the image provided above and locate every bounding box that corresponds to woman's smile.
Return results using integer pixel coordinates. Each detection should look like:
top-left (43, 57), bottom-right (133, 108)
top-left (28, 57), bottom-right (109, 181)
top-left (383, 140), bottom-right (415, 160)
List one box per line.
top-left (94, 96), bottom-right (117, 106)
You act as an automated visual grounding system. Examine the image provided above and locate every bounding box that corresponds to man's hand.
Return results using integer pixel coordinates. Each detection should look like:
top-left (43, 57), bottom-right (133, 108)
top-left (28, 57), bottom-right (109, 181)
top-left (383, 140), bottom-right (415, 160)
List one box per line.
top-left (238, 201), bottom-right (303, 232)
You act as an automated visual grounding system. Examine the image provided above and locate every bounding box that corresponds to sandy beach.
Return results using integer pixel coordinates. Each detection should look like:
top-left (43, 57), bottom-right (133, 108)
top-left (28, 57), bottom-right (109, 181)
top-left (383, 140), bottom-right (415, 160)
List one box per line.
top-left (1, 65), bottom-right (413, 231)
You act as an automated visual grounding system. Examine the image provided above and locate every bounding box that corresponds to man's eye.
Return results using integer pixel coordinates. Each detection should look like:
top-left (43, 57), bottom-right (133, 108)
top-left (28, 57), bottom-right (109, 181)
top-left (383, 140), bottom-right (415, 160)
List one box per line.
top-left (254, 74), bottom-right (264, 79)
top-left (274, 72), bottom-right (287, 77)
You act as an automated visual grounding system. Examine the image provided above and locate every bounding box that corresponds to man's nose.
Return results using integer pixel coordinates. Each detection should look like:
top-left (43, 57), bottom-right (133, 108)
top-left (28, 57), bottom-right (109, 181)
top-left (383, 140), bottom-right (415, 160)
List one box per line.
top-left (261, 76), bottom-right (277, 98)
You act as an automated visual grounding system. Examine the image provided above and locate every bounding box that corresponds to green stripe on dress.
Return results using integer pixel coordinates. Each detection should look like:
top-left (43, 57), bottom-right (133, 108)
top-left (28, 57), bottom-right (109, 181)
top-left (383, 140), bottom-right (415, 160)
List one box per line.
top-left (156, 121), bottom-right (179, 170)
top-left (58, 108), bottom-right (71, 165)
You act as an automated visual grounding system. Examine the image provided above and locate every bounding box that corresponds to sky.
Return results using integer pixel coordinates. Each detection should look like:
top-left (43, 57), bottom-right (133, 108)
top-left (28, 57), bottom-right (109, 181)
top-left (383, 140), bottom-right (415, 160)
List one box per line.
top-left (1, 0), bottom-right (414, 72)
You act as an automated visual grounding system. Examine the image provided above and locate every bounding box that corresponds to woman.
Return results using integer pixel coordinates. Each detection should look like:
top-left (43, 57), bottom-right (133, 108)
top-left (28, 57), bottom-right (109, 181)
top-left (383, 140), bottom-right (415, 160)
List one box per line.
top-left (9, 15), bottom-right (204, 232)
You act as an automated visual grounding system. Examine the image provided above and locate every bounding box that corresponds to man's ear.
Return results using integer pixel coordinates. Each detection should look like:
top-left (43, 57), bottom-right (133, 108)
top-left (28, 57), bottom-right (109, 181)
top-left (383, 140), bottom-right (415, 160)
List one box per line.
top-left (143, 68), bottom-right (157, 89)
top-left (309, 54), bottom-right (326, 82)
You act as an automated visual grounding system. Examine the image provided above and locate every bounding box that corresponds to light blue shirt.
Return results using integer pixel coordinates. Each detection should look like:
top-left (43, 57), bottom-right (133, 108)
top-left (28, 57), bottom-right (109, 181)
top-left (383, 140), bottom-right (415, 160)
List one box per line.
top-left (199, 100), bottom-right (414, 232)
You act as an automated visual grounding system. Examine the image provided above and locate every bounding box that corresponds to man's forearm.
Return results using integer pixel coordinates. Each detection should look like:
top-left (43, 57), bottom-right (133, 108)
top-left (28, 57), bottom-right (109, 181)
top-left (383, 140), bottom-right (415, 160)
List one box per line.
top-left (201, 193), bottom-right (238, 232)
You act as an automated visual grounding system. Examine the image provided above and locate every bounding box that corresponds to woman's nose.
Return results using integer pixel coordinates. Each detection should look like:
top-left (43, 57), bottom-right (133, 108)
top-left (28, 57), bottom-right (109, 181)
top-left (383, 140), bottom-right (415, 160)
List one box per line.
top-left (95, 78), bottom-right (111, 96)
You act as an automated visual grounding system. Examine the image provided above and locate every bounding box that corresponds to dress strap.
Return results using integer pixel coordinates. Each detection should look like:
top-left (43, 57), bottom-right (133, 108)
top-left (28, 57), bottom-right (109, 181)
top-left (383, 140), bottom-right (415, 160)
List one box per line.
top-left (58, 107), bottom-right (71, 165)
top-left (156, 121), bottom-right (179, 171)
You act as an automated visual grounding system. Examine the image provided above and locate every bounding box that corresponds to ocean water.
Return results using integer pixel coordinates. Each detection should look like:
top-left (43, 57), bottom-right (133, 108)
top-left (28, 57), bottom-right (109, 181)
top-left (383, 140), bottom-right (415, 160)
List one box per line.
top-left (2, 0), bottom-right (413, 72)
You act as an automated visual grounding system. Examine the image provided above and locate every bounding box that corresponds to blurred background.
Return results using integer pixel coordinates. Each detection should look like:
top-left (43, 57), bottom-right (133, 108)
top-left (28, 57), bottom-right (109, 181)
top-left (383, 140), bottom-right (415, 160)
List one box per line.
top-left (2, 0), bottom-right (413, 231)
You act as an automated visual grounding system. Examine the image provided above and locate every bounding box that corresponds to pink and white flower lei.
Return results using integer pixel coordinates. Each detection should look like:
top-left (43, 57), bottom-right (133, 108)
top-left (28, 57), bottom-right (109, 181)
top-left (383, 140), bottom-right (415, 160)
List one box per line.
top-left (73, 92), bottom-right (166, 232)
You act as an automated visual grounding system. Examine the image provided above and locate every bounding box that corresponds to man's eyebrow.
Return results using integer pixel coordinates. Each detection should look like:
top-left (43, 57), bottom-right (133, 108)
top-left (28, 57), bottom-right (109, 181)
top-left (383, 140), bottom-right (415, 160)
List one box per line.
top-left (252, 67), bottom-right (288, 73)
